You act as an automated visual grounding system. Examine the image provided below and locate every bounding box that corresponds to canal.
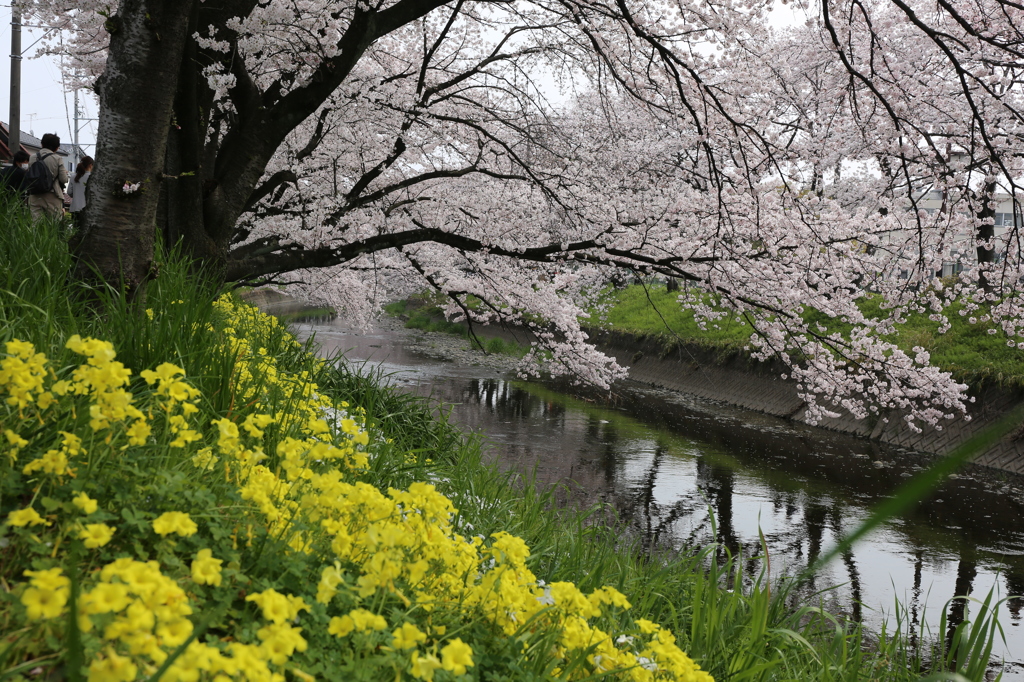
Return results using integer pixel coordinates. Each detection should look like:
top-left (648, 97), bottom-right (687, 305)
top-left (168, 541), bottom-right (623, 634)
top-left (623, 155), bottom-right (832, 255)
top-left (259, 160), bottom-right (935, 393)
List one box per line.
top-left (296, 316), bottom-right (1024, 677)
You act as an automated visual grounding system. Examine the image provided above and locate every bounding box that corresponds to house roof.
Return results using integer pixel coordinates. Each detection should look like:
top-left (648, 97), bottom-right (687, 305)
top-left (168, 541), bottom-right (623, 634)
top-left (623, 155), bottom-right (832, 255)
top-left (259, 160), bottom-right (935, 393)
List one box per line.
top-left (0, 123), bottom-right (90, 165)
top-left (0, 121), bottom-right (27, 159)
top-left (19, 130), bottom-right (44, 150)
top-left (58, 142), bottom-right (85, 159)
top-left (0, 122), bottom-right (75, 161)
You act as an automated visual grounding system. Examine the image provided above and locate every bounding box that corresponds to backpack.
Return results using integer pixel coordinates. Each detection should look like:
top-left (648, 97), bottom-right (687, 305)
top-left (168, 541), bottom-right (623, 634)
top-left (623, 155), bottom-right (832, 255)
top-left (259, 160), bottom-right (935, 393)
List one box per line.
top-left (24, 152), bottom-right (56, 195)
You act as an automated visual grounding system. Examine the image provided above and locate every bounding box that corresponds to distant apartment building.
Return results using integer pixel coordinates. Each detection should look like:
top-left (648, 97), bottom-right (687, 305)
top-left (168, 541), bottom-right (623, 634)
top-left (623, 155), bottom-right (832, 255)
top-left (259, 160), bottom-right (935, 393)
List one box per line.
top-left (909, 189), bottom-right (1019, 278)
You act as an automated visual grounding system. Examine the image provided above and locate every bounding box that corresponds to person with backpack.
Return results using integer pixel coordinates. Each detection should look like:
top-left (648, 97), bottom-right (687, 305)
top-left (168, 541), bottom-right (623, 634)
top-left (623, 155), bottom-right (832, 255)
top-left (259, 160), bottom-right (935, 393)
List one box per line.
top-left (26, 133), bottom-right (68, 221)
top-left (0, 150), bottom-right (31, 200)
top-left (67, 155), bottom-right (93, 229)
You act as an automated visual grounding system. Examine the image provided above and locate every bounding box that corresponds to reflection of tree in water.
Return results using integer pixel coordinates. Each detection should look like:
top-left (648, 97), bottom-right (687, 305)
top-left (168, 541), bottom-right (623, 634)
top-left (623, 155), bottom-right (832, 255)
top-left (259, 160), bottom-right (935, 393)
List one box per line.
top-left (1006, 563), bottom-right (1024, 622)
top-left (459, 379), bottom-right (554, 421)
top-left (805, 502), bottom-right (829, 572)
top-left (696, 459), bottom-right (741, 556)
top-left (612, 440), bottom-right (708, 552)
top-left (583, 416), bottom-right (621, 487)
top-left (909, 550), bottom-right (924, 648)
top-left (829, 507), bottom-right (862, 623)
top-left (945, 546), bottom-right (978, 654)
top-left (800, 500), bottom-right (862, 621)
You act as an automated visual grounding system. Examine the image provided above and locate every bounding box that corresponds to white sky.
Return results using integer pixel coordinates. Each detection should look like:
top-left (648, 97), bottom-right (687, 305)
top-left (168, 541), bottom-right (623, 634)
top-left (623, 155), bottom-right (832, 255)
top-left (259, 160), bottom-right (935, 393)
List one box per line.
top-left (0, 5), bottom-right (98, 152)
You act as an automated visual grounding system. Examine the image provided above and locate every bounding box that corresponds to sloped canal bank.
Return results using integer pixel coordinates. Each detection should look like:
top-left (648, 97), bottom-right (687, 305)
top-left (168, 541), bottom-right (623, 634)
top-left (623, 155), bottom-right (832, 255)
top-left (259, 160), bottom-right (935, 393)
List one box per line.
top-left (293, 314), bottom-right (1024, 678)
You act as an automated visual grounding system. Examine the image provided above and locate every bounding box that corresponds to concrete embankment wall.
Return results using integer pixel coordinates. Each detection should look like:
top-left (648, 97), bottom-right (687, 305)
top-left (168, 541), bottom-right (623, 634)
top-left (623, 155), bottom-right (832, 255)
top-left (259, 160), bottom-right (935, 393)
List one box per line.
top-left (239, 288), bottom-right (315, 315)
top-left (465, 321), bottom-right (1024, 474)
top-left (584, 329), bottom-right (1024, 476)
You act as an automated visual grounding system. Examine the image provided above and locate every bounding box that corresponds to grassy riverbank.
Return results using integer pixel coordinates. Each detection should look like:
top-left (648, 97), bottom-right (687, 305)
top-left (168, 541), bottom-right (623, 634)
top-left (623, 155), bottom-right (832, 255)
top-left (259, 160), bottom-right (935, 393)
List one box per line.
top-left (385, 297), bottom-right (530, 358)
top-left (0, 201), bottom-right (1003, 681)
top-left (386, 283), bottom-right (1024, 388)
top-left (595, 285), bottom-right (1024, 389)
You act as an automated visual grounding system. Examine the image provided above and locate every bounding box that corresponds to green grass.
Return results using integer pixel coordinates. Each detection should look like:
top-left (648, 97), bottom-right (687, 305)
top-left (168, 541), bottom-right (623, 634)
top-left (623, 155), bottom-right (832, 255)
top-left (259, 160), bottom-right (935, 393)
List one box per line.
top-left (592, 283), bottom-right (1024, 388)
top-left (592, 286), bottom-right (752, 351)
top-left (386, 297), bottom-right (530, 358)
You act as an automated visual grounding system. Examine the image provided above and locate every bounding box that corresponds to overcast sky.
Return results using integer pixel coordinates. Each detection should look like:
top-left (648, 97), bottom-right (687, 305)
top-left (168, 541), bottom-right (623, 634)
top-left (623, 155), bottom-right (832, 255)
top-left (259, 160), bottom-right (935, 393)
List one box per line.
top-left (0, 5), bottom-right (98, 153)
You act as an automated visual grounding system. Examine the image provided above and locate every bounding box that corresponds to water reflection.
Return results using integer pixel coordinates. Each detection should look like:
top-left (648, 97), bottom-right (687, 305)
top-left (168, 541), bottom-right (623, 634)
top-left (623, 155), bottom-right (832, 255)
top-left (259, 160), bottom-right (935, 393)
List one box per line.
top-left (298, 320), bottom-right (1024, 677)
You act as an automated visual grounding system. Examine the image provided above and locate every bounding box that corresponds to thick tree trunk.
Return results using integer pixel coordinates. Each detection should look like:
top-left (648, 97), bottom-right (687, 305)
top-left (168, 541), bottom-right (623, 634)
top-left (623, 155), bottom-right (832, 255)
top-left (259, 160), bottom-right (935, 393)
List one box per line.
top-left (976, 180), bottom-right (998, 294)
top-left (76, 0), bottom-right (198, 293)
top-left (163, 3), bottom-right (220, 265)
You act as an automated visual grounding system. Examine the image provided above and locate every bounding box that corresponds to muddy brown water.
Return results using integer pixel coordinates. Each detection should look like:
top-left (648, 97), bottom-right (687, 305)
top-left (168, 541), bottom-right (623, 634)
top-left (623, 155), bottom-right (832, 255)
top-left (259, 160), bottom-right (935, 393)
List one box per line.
top-left (295, 317), bottom-right (1024, 677)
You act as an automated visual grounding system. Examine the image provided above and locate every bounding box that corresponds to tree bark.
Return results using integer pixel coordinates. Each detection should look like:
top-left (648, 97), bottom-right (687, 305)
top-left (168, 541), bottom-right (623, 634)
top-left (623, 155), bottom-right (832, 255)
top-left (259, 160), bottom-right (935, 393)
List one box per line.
top-left (77, 0), bottom-right (198, 293)
top-left (975, 180), bottom-right (998, 294)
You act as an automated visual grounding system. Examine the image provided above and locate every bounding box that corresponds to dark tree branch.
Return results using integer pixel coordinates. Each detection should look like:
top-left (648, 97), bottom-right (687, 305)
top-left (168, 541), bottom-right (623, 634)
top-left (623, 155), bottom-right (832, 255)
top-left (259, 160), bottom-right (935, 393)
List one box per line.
top-left (243, 170), bottom-right (299, 213)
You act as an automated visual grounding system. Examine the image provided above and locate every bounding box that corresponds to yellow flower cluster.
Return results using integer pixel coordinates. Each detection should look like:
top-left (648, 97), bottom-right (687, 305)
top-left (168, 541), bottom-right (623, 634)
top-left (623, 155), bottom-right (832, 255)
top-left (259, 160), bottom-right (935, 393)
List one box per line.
top-left (6, 333), bottom-right (204, 488)
top-left (0, 339), bottom-right (48, 409)
top-left (63, 334), bottom-right (147, 435)
top-left (75, 558), bottom-right (288, 682)
top-left (14, 551), bottom-right (301, 682)
top-left (21, 567), bottom-right (70, 619)
top-left (0, 297), bottom-right (714, 682)
top-left (191, 548), bottom-right (224, 586)
top-left (211, 297), bottom-right (331, 421)
top-left (208, 298), bottom-right (712, 681)
top-left (152, 511), bottom-right (199, 537)
top-left (141, 362), bottom-right (202, 447)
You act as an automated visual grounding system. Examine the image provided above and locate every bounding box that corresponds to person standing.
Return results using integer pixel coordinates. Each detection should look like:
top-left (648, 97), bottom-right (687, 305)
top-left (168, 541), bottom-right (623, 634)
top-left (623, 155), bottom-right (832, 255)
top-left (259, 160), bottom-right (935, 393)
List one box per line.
top-left (0, 151), bottom-right (31, 200)
top-left (27, 133), bottom-right (68, 221)
top-left (68, 155), bottom-right (93, 229)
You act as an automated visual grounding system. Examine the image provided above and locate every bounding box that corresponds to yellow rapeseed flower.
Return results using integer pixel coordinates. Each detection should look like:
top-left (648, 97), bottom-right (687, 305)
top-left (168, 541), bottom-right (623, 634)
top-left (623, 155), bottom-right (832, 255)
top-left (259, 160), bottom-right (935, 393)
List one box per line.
top-left (410, 652), bottom-right (444, 681)
top-left (4, 429), bottom-right (28, 448)
top-left (152, 511), bottom-right (198, 537)
top-left (24, 567), bottom-right (70, 590)
top-left (126, 418), bottom-right (152, 446)
top-left (245, 588), bottom-right (308, 624)
top-left (82, 582), bottom-right (131, 615)
top-left (21, 586), bottom-right (68, 619)
top-left (140, 362), bottom-right (185, 385)
top-left (156, 617), bottom-right (194, 647)
top-left (392, 623), bottom-right (427, 650)
top-left (79, 523), bottom-right (115, 548)
top-left (256, 622), bottom-right (308, 665)
top-left (191, 447), bottom-right (218, 470)
top-left (88, 648), bottom-right (138, 682)
top-left (191, 548), bottom-right (224, 586)
top-left (72, 492), bottom-right (99, 514)
top-left (22, 449), bottom-right (70, 476)
top-left (6, 506), bottom-right (50, 527)
top-left (242, 413), bottom-right (274, 438)
top-left (316, 563), bottom-right (345, 604)
top-left (327, 616), bottom-right (355, 638)
top-left (440, 638), bottom-right (475, 676)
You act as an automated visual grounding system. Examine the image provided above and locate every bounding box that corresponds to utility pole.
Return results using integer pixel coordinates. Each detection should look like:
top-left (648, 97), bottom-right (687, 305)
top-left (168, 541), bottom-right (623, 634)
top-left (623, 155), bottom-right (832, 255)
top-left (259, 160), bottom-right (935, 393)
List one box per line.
top-left (9, 6), bottom-right (21, 156)
top-left (73, 87), bottom-right (79, 166)
top-left (70, 83), bottom-right (97, 166)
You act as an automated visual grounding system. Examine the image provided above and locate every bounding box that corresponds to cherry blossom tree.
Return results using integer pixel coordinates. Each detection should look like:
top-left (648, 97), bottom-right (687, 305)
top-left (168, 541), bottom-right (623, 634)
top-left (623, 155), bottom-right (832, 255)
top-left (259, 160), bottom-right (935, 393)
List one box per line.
top-left (23, 0), bottom-right (1024, 429)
